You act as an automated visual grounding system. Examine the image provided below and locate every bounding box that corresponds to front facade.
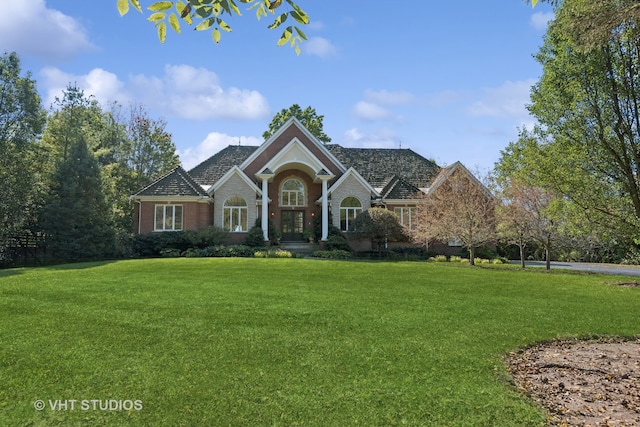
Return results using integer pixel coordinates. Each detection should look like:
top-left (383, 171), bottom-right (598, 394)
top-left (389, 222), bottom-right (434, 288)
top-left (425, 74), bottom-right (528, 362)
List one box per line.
top-left (132, 117), bottom-right (478, 249)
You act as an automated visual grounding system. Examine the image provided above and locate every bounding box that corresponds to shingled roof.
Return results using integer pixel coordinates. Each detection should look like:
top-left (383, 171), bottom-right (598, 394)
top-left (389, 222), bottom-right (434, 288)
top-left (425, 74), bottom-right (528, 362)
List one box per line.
top-left (324, 145), bottom-right (440, 189)
top-left (188, 145), bottom-right (258, 186)
top-left (380, 175), bottom-right (422, 200)
top-left (133, 166), bottom-right (208, 197)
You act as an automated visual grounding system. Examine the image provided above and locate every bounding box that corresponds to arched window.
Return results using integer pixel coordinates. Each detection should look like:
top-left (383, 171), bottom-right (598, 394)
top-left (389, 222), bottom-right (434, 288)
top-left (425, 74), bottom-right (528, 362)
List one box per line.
top-left (340, 196), bottom-right (362, 231)
top-left (224, 196), bottom-right (248, 232)
top-left (281, 178), bottom-right (306, 206)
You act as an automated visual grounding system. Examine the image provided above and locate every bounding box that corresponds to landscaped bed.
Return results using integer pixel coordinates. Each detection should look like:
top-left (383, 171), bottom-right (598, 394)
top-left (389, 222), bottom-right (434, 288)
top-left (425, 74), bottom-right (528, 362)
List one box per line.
top-left (0, 258), bottom-right (638, 426)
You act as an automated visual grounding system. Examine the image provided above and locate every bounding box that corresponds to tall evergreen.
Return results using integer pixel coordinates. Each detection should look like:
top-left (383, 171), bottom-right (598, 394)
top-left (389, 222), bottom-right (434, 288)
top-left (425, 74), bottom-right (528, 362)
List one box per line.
top-left (42, 138), bottom-right (116, 260)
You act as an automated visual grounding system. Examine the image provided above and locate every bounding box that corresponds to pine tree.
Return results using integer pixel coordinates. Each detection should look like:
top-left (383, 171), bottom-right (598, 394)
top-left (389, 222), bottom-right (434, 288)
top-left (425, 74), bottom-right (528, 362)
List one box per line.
top-left (43, 138), bottom-right (116, 260)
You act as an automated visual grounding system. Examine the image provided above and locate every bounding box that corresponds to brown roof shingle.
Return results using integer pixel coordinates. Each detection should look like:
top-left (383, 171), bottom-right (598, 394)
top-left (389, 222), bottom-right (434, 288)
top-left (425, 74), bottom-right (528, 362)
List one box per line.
top-left (188, 145), bottom-right (258, 186)
top-left (134, 166), bottom-right (209, 197)
top-left (324, 145), bottom-right (440, 189)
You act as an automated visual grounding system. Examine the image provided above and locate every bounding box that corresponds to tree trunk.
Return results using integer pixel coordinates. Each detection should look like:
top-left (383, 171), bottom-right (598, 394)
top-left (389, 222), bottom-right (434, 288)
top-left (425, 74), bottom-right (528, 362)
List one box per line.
top-left (519, 244), bottom-right (526, 269)
top-left (469, 247), bottom-right (475, 266)
top-left (545, 246), bottom-right (551, 270)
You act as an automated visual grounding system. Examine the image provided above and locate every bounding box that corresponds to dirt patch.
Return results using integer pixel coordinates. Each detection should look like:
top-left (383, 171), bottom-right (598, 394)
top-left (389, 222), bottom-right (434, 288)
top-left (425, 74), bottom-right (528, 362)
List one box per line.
top-left (605, 282), bottom-right (640, 288)
top-left (506, 338), bottom-right (640, 426)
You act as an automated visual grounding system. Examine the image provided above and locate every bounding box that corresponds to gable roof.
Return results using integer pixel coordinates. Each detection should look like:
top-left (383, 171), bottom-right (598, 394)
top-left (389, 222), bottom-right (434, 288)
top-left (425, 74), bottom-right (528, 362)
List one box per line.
top-left (241, 117), bottom-right (346, 178)
top-left (133, 166), bottom-right (209, 198)
top-left (380, 175), bottom-right (422, 200)
top-left (188, 145), bottom-right (258, 186)
top-left (324, 145), bottom-right (440, 189)
top-left (426, 161), bottom-right (492, 197)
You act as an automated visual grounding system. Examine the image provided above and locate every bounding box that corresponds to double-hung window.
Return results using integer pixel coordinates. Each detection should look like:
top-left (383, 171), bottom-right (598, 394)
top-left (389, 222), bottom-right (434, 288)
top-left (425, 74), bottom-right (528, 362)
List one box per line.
top-left (155, 205), bottom-right (183, 231)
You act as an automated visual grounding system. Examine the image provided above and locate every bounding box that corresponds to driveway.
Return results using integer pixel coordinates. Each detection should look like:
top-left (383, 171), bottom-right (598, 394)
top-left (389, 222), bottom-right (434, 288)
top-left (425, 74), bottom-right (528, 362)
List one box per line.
top-left (515, 260), bottom-right (640, 277)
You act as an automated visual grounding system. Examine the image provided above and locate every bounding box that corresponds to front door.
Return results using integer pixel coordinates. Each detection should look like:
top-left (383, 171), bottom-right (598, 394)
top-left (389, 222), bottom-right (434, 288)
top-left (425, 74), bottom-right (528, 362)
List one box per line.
top-left (281, 210), bottom-right (304, 241)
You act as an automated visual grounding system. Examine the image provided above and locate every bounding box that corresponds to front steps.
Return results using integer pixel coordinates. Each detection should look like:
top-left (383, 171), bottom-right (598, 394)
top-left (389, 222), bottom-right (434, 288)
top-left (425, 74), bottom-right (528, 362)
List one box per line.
top-left (278, 242), bottom-right (319, 257)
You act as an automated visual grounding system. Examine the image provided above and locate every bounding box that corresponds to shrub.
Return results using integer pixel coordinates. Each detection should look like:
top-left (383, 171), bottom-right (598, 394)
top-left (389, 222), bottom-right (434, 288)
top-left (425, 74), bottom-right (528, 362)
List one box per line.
top-left (324, 235), bottom-right (351, 252)
top-left (432, 255), bottom-right (448, 262)
top-left (132, 227), bottom-right (228, 257)
top-left (160, 248), bottom-right (181, 258)
top-left (312, 250), bottom-right (351, 260)
top-left (254, 249), bottom-right (293, 258)
top-left (244, 226), bottom-right (266, 247)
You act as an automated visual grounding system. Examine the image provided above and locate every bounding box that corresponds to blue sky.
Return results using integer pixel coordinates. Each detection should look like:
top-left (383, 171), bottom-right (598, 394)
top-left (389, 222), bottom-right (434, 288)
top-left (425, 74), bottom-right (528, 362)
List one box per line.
top-left (4, 0), bottom-right (554, 174)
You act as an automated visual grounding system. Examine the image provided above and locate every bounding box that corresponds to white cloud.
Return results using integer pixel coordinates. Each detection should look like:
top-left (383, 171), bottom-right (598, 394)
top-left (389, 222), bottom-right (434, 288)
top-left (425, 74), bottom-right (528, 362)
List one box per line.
top-left (352, 89), bottom-right (416, 121)
top-left (364, 89), bottom-right (416, 106)
top-left (0, 0), bottom-right (96, 61)
top-left (39, 67), bottom-right (130, 108)
top-left (179, 132), bottom-right (262, 170)
top-left (467, 79), bottom-right (536, 121)
top-left (531, 12), bottom-right (554, 30)
top-left (39, 64), bottom-right (270, 120)
top-left (353, 101), bottom-right (393, 121)
top-left (132, 65), bottom-right (270, 120)
top-left (342, 127), bottom-right (399, 149)
top-left (303, 37), bottom-right (338, 58)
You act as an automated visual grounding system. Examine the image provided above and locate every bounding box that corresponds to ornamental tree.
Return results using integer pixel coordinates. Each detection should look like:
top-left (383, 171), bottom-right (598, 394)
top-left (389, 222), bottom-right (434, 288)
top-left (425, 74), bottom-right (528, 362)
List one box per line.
top-left (351, 208), bottom-right (411, 257)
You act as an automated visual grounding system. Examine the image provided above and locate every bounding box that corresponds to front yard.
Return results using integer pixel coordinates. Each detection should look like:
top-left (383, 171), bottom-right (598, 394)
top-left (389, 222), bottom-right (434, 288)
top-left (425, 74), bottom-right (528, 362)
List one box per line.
top-left (1, 259), bottom-right (638, 426)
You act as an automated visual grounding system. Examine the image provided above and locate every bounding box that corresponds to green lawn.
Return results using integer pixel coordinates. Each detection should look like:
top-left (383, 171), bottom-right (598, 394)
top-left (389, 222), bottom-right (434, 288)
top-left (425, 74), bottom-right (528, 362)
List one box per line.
top-left (1, 259), bottom-right (639, 426)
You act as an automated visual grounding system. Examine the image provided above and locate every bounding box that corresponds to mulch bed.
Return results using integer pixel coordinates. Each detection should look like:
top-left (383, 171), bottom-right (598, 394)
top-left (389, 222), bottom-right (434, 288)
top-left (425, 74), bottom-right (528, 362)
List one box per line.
top-left (506, 337), bottom-right (640, 426)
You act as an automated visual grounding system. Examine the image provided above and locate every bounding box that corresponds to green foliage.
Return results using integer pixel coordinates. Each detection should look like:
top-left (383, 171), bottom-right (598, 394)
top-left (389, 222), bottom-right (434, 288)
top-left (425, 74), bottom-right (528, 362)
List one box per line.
top-left (244, 225), bottom-right (266, 247)
top-left (0, 53), bottom-right (47, 259)
top-left (324, 234), bottom-right (351, 252)
top-left (432, 255), bottom-right (448, 262)
top-left (262, 104), bottom-right (331, 142)
top-left (351, 207), bottom-right (411, 257)
top-left (117, 0), bottom-right (309, 53)
top-left (41, 139), bottom-right (117, 260)
top-left (192, 244), bottom-right (255, 257)
top-left (311, 249), bottom-right (351, 259)
top-left (254, 248), bottom-right (293, 258)
top-left (132, 227), bottom-right (228, 256)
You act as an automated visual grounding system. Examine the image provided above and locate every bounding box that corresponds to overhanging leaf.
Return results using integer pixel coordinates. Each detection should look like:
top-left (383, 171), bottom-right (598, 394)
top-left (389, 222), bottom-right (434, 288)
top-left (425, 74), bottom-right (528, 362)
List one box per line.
top-left (195, 17), bottom-right (215, 30)
top-left (156, 21), bottom-right (167, 42)
top-left (268, 12), bottom-right (288, 29)
top-left (117, 0), bottom-right (129, 16)
top-left (148, 12), bottom-right (166, 22)
top-left (532, 0), bottom-right (538, 7)
top-left (294, 26), bottom-right (307, 40)
top-left (212, 27), bottom-right (221, 43)
top-left (277, 26), bottom-right (293, 46)
top-left (195, 5), bottom-right (213, 18)
top-left (148, 1), bottom-right (173, 12)
top-left (169, 13), bottom-right (181, 33)
top-left (217, 18), bottom-right (232, 32)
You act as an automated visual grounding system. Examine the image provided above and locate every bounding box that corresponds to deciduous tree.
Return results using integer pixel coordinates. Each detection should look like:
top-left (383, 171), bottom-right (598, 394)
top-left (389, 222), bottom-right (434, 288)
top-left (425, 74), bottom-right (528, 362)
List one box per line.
top-left (415, 165), bottom-right (495, 266)
top-left (351, 208), bottom-right (411, 257)
top-left (0, 52), bottom-right (47, 260)
top-left (512, 1), bottom-right (640, 243)
top-left (262, 104), bottom-right (331, 143)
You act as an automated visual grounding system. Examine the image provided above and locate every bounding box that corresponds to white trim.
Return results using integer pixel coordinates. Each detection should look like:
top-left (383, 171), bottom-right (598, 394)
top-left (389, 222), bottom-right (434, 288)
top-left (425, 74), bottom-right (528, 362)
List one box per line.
top-left (132, 196), bottom-right (209, 203)
top-left (239, 117), bottom-right (346, 174)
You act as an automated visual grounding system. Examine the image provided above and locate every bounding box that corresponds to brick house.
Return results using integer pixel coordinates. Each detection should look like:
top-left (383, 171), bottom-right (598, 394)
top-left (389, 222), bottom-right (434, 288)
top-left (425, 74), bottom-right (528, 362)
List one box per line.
top-left (132, 117), bottom-right (484, 251)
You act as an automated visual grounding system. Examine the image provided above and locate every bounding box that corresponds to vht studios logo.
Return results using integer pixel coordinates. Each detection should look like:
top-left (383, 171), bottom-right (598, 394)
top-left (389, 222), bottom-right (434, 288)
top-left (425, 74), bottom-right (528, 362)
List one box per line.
top-left (34, 399), bottom-right (143, 411)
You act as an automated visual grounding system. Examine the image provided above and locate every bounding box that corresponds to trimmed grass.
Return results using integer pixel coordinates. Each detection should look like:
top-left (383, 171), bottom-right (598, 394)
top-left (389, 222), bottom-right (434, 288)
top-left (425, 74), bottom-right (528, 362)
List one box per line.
top-left (0, 259), bottom-right (639, 426)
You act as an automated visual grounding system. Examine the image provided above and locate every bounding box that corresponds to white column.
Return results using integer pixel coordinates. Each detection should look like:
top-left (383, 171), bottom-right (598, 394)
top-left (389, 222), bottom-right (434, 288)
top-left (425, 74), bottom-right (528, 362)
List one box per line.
top-left (321, 179), bottom-right (329, 241)
top-left (261, 178), bottom-right (269, 241)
